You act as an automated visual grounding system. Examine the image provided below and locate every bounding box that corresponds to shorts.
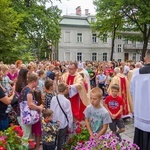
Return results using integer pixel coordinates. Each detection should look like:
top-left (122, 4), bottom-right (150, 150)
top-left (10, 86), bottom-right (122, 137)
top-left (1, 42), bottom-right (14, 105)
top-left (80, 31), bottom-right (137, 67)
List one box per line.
top-left (109, 118), bottom-right (125, 132)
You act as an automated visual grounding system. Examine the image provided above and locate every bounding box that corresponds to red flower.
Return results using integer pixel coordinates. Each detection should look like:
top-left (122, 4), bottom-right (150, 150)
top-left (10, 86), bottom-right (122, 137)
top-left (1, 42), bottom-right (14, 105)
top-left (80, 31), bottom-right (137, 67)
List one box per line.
top-left (79, 140), bottom-right (84, 144)
top-left (0, 147), bottom-right (6, 150)
top-left (1, 139), bottom-right (6, 145)
top-left (28, 140), bottom-right (36, 148)
top-left (13, 125), bottom-right (23, 137)
top-left (75, 127), bottom-right (82, 134)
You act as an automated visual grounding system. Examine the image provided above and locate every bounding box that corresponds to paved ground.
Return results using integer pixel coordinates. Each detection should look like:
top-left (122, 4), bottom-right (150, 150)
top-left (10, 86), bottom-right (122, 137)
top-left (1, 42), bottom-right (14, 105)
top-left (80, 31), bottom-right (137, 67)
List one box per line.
top-left (122, 118), bottom-right (134, 143)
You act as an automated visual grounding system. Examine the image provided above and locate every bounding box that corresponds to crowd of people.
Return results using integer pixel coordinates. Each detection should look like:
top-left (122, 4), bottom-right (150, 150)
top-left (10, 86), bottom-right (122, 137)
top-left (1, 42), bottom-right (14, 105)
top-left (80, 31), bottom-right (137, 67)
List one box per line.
top-left (0, 50), bottom-right (149, 150)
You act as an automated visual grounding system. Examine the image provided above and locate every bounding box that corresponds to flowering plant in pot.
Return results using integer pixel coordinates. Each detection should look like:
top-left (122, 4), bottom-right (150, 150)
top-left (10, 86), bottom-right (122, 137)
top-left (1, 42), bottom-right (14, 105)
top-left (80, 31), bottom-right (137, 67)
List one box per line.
top-left (0, 125), bottom-right (26, 150)
top-left (75, 133), bottom-right (140, 150)
top-left (64, 121), bottom-right (90, 150)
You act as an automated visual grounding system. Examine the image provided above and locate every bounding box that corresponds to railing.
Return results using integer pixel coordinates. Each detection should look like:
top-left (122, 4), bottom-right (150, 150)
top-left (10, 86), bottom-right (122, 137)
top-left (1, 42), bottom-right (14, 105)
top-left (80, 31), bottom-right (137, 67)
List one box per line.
top-left (123, 44), bottom-right (150, 50)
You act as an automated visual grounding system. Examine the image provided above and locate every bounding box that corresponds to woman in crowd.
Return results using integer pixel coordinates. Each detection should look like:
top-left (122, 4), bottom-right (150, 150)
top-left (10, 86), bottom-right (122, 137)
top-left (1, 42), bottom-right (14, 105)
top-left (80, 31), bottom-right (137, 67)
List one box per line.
top-left (0, 67), bottom-right (15, 131)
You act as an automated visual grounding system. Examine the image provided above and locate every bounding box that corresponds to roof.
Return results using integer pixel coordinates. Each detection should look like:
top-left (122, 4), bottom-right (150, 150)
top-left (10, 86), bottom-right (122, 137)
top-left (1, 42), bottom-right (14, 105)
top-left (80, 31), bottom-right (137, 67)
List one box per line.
top-left (59, 15), bottom-right (92, 27)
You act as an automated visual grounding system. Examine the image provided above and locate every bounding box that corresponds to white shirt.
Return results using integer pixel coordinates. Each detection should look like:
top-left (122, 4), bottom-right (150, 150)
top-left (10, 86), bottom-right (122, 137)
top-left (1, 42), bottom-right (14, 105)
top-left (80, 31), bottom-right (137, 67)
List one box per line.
top-left (123, 65), bottom-right (130, 76)
top-left (130, 68), bottom-right (150, 132)
top-left (50, 94), bottom-right (73, 129)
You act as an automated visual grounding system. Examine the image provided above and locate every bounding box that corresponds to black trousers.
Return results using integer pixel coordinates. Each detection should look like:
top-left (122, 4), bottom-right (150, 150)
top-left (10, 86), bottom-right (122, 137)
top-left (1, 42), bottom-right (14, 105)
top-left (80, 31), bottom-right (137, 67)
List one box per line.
top-left (134, 127), bottom-right (150, 150)
top-left (43, 143), bottom-right (56, 150)
top-left (57, 126), bottom-right (68, 150)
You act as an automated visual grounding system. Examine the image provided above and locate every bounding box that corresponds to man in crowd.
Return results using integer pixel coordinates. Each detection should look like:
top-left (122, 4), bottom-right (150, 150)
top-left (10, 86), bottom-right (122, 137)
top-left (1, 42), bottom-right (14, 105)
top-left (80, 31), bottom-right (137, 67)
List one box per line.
top-left (62, 62), bottom-right (90, 121)
top-left (130, 49), bottom-right (150, 150)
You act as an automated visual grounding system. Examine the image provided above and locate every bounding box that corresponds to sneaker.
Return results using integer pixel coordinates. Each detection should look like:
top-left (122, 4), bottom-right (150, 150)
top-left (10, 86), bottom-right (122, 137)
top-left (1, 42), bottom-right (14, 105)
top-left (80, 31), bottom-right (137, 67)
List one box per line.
top-left (116, 132), bottom-right (122, 142)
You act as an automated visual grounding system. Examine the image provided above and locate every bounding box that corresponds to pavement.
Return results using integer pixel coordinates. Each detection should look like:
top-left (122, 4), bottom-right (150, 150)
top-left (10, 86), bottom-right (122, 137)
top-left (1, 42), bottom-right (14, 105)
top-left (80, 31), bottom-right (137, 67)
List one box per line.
top-left (122, 118), bottom-right (134, 143)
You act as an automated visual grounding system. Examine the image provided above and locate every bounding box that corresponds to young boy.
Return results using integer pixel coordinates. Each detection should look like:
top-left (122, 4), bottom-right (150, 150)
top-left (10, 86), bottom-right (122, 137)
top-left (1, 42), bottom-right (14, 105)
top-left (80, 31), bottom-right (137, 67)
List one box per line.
top-left (84, 87), bottom-right (112, 138)
top-left (44, 79), bottom-right (54, 109)
top-left (104, 84), bottom-right (125, 141)
top-left (50, 82), bottom-right (73, 150)
top-left (41, 109), bottom-right (59, 150)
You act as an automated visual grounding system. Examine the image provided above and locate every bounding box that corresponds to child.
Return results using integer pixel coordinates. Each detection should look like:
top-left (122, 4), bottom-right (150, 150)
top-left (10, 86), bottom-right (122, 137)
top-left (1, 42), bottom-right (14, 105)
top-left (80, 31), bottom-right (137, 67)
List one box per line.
top-left (84, 87), bottom-right (112, 138)
top-left (96, 69), bottom-right (106, 96)
top-left (41, 109), bottom-right (59, 150)
top-left (50, 82), bottom-right (73, 150)
top-left (104, 84), bottom-right (125, 142)
top-left (44, 79), bottom-right (54, 109)
top-left (37, 70), bottom-right (46, 94)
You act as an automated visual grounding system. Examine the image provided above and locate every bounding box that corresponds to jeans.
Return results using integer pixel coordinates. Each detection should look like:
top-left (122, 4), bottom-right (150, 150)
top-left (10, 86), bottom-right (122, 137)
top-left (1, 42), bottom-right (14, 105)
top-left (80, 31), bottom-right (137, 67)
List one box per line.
top-left (57, 126), bottom-right (68, 150)
top-left (0, 117), bottom-right (9, 131)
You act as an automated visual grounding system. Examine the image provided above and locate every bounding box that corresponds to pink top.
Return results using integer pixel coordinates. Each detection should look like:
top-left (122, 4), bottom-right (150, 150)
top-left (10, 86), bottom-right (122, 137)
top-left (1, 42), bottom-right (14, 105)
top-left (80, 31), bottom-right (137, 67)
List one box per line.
top-left (7, 72), bottom-right (18, 81)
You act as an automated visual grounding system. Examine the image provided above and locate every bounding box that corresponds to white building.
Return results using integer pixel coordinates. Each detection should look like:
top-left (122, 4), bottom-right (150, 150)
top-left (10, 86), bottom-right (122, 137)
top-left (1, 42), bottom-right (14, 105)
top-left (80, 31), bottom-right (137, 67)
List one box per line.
top-left (58, 6), bottom-right (149, 62)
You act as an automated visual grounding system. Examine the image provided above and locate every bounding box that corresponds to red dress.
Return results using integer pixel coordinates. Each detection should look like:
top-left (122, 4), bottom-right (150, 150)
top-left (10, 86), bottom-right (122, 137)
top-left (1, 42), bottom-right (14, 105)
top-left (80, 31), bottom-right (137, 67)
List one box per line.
top-left (67, 75), bottom-right (86, 121)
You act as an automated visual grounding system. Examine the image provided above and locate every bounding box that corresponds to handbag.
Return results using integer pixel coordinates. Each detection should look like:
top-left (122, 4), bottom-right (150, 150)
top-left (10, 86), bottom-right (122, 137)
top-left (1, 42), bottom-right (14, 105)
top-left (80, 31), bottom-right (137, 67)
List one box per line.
top-left (56, 96), bottom-right (69, 123)
top-left (20, 100), bottom-right (40, 125)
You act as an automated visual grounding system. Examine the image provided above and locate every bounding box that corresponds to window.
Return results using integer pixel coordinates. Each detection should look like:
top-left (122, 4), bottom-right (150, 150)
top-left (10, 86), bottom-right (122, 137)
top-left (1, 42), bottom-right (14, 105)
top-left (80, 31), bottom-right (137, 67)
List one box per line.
top-left (132, 41), bottom-right (136, 47)
top-left (102, 34), bottom-right (107, 43)
top-left (118, 35), bottom-right (122, 39)
top-left (124, 39), bottom-right (128, 44)
top-left (118, 59), bottom-right (121, 62)
top-left (132, 53), bottom-right (136, 62)
top-left (103, 53), bottom-right (107, 61)
top-left (118, 44), bottom-right (122, 52)
top-left (92, 53), bottom-right (97, 61)
top-left (77, 52), bottom-right (82, 61)
top-left (64, 31), bottom-right (70, 43)
top-left (92, 33), bottom-right (97, 43)
top-left (77, 33), bottom-right (82, 42)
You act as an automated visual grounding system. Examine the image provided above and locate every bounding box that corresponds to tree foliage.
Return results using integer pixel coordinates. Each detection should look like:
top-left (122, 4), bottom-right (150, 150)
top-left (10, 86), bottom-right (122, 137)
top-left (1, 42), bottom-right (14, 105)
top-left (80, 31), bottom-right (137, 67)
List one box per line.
top-left (93, 0), bottom-right (150, 61)
top-left (0, 0), bottom-right (62, 63)
top-left (0, 0), bottom-right (24, 63)
top-left (92, 0), bottom-right (125, 60)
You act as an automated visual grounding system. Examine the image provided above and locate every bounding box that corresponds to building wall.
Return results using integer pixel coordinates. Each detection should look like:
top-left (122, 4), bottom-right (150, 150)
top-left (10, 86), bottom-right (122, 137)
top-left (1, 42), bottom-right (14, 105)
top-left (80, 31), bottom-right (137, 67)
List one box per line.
top-left (58, 22), bottom-right (148, 62)
top-left (58, 26), bottom-right (112, 61)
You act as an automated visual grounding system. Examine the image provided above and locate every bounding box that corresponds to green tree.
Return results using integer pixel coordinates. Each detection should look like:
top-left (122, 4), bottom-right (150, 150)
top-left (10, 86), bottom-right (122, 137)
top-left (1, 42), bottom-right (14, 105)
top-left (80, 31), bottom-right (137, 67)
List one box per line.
top-left (93, 0), bottom-right (150, 61)
top-left (0, 0), bottom-right (24, 63)
top-left (12, 0), bottom-right (62, 61)
top-left (120, 0), bottom-right (150, 60)
top-left (92, 0), bottom-right (124, 60)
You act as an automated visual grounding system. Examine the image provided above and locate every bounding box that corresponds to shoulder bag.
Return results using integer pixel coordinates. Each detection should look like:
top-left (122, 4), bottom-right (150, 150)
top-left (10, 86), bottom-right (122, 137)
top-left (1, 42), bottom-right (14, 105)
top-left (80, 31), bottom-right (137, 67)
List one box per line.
top-left (56, 96), bottom-right (69, 123)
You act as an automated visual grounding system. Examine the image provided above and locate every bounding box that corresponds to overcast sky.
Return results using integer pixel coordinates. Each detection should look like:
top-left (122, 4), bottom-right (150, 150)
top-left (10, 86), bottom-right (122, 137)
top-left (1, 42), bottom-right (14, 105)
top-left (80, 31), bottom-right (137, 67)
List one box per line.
top-left (47, 0), bottom-right (95, 15)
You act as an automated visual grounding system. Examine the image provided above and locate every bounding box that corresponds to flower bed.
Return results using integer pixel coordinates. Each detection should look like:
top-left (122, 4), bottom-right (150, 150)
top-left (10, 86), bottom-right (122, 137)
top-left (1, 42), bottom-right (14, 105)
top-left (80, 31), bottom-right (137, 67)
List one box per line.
top-left (75, 134), bottom-right (140, 150)
top-left (64, 121), bottom-right (90, 150)
top-left (64, 121), bottom-right (139, 150)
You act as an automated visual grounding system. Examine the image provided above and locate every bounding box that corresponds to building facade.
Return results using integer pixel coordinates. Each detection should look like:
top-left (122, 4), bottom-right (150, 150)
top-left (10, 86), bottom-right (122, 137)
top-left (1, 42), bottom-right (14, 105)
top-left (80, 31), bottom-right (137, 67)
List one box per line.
top-left (58, 7), bottom-right (149, 62)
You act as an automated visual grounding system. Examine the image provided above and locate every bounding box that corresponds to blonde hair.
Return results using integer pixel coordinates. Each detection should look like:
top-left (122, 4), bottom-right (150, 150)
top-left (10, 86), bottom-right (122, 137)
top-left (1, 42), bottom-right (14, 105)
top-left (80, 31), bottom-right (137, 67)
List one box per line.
top-left (27, 73), bottom-right (38, 83)
top-left (90, 87), bottom-right (103, 99)
top-left (58, 82), bottom-right (67, 93)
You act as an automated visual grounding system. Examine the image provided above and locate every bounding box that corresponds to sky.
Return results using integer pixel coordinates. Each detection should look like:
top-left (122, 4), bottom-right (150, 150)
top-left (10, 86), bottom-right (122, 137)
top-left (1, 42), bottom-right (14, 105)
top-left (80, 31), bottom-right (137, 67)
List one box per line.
top-left (47, 0), bottom-right (95, 15)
